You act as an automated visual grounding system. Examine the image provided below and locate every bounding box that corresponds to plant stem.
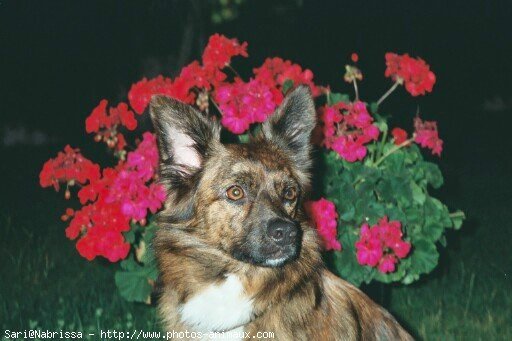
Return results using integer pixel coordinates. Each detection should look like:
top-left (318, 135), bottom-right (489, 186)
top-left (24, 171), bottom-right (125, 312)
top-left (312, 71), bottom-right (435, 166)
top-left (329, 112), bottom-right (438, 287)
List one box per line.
top-left (353, 79), bottom-right (359, 101)
top-left (376, 81), bottom-right (400, 107)
top-left (210, 98), bottom-right (223, 116)
top-left (449, 211), bottom-right (466, 219)
top-left (373, 138), bottom-right (414, 167)
top-left (368, 144), bottom-right (375, 164)
top-left (226, 64), bottom-right (241, 78)
top-left (376, 128), bottom-right (388, 161)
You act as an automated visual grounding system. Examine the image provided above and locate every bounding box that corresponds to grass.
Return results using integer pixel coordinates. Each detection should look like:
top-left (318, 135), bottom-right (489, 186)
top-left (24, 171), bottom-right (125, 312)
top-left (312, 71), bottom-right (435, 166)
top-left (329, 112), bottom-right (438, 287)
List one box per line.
top-left (0, 144), bottom-right (511, 340)
top-left (0, 204), bottom-right (160, 337)
top-left (388, 171), bottom-right (512, 340)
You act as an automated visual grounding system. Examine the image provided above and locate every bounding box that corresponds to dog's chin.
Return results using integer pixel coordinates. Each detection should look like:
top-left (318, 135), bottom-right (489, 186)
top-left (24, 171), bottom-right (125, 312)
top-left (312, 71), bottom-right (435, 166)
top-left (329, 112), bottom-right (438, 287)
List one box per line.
top-left (232, 246), bottom-right (300, 268)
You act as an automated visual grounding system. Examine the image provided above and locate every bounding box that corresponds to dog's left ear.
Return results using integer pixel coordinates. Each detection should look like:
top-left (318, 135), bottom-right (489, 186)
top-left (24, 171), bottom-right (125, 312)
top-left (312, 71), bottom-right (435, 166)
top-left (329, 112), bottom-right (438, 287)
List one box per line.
top-left (261, 85), bottom-right (316, 172)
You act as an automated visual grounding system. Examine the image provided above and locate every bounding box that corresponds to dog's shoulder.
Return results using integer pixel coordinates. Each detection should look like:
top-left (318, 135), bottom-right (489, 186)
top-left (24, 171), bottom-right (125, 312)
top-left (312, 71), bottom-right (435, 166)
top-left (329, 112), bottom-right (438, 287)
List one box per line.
top-left (319, 269), bottom-right (414, 340)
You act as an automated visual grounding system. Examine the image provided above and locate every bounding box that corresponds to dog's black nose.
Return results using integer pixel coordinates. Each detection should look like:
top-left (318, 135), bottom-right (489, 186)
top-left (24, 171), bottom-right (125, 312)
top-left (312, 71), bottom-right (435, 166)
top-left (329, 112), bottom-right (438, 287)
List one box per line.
top-left (266, 219), bottom-right (299, 246)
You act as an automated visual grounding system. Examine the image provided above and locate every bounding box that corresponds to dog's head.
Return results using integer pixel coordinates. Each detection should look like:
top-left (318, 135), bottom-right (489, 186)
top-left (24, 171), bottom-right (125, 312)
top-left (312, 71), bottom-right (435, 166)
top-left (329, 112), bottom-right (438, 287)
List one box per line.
top-left (150, 86), bottom-right (316, 268)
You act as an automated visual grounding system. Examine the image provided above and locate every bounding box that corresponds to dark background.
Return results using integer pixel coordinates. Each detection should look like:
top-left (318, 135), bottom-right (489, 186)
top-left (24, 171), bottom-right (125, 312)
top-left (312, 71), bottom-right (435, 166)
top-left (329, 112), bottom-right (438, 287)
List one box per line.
top-left (2, 0), bottom-right (512, 209)
top-left (1, 0), bottom-right (511, 338)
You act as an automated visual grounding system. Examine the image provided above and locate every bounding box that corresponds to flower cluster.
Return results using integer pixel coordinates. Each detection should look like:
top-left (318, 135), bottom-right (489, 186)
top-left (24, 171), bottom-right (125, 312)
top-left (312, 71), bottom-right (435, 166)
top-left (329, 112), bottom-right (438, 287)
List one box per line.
top-left (215, 78), bottom-right (278, 134)
top-left (41, 133), bottom-right (164, 262)
top-left (39, 145), bottom-right (100, 192)
top-left (202, 33), bottom-right (248, 69)
top-left (320, 101), bottom-right (380, 162)
top-left (253, 57), bottom-right (321, 97)
top-left (128, 76), bottom-right (175, 115)
top-left (128, 35), bottom-right (249, 115)
top-left (72, 201), bottom-right (131, 262)
top-left (41, 34), bottom-right (453, 289)
top-left (355, 217), bottom-right (411, 273)
top-left (105, 133), bottom-right (165, 222)
top-left (305, 198), bottom-right (342, 251)
top-left (86, 100), bottom-right (137, 150)
top-left (414, 117), bottom-right (443, 156)
top-left (215, 57), bottom-right (322, 134)
top-left (385, 53), bottom-right (436, 96)
top-left (390, 119), bottom-right (443, 156)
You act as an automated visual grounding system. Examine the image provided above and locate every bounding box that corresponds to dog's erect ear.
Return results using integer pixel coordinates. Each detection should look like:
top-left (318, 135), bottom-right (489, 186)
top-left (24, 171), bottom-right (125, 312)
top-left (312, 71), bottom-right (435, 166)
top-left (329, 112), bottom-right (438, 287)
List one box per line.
top-left (261, 85), bottom-right (316, 172)
top-left (150, 95), bottom-right (221, 178)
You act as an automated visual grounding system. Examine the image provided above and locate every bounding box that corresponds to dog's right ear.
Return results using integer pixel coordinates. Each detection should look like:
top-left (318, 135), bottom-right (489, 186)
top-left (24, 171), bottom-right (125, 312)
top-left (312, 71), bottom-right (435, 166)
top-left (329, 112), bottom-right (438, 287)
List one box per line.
top-left (150, 95), bottom-right (221, 181)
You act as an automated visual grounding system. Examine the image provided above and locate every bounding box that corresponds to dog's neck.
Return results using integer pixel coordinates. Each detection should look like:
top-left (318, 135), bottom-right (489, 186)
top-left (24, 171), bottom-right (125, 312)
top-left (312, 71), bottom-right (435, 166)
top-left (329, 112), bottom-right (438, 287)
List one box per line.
top-left (155, 225), bottom-right (324, 320)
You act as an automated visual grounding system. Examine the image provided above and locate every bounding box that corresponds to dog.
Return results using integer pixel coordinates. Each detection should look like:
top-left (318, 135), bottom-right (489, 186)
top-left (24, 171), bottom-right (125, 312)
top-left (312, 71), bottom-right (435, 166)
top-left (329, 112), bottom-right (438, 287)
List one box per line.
top-left (150, 85), bottom-right (413, 340)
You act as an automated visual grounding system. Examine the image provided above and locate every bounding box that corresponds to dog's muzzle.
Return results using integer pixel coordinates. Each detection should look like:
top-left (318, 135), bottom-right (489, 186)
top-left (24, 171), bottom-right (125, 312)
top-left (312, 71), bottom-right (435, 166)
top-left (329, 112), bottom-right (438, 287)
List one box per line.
top-left (266, 218), bottom-right (299, 247)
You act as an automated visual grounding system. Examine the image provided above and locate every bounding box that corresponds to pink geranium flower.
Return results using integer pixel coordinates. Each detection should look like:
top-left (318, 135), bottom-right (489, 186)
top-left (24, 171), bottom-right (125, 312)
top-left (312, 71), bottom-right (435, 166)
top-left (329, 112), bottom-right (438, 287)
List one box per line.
top-left (305, 198), bottom-right (342, 251)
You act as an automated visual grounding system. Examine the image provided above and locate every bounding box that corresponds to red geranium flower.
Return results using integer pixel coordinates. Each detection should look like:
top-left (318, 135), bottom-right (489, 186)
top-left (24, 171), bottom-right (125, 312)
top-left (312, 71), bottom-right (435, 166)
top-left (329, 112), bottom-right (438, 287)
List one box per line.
top-left (391, 127), bottom-right (408, 145)
top-left (385, 53), bottom-right (436, 96)
top-left (414, 117), bottom-right (443, 156)
top-left (202, 34), bottom-right (248, 69)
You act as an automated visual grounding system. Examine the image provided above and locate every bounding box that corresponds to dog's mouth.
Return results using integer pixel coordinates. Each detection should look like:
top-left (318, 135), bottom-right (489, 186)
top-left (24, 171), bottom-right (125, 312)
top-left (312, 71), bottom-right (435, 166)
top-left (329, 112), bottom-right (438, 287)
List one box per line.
top-left (262, 247), bottom-right (300, 267)
top-left (231, 242), bottom-right (301, 268)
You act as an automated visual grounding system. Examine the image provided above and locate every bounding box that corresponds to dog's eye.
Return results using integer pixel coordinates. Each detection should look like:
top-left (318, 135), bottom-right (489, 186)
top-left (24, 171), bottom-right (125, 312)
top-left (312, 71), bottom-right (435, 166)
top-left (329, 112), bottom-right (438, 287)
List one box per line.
top-left (226, 185), bottom-right (245, 201)
top-left (283, 187), bottom-right (297, 201)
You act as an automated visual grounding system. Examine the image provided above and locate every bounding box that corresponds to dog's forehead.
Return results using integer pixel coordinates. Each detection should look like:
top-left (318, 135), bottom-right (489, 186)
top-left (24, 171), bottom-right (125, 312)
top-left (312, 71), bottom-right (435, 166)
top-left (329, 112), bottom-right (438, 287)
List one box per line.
top-left (222, 143), bottom-right (293, 173)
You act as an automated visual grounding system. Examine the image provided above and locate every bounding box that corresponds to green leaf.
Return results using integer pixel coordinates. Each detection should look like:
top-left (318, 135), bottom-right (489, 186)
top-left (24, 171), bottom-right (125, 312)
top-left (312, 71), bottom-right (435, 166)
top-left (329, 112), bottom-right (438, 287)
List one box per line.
top-left (429, 197), bottom-right (452, 228)
top-left (403, 206), bottom-right (423, 227)
top-left (393, 177), bottom-right (413, 206)
top-left (439, 235), bottom-right (447, 247)
top-left (238, 133), bottom-right (250, 144)
top-left (383, 205), bottom-right (407, 222)
top-left (116, 251), bottom-right (158, 302)
top-left (333, 241), bottom-right (369, 287)
top-left (420, 161), bottom-right (444, 189)
top-left (381, 149), bottom-right (406, 174)
top-left (374, 120), bottom-right (388, 134)
top-left (409, 239), bottom-right (438, 275)
top-left (282, 79), bottom-right (294, 94)
top-left (376, 178), bottom-right (393, 202)
top-left (339, 204), bottom-right (355, 221)
top-left (123, 229), bottom-right (136, 244)
top-left (327, 92), bottom-right (349, 106)
top-left (423, 221), bottom-right (444, 241)
top-left (411, 181), bottom-right (426, 205)
top-left (120, 256), bottom-right (139, 271)
top-left (402, 273), bottom-right (420, 285)
top-left (373, 262), bottom-right (407, 283)
top-left (115, 269), bottom-right (153, 303)
top-left (354, 200), bottom-right (385, 225)
top-left (369, 102), bottom-right (379, 114)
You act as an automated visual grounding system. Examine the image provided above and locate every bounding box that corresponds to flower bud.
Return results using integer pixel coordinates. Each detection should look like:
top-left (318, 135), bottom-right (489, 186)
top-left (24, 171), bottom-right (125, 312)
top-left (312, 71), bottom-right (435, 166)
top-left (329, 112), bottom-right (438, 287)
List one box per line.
top-left (135, 240), bottom-right (146, 262)
top-left (344, 65), bottom-right (363, 83)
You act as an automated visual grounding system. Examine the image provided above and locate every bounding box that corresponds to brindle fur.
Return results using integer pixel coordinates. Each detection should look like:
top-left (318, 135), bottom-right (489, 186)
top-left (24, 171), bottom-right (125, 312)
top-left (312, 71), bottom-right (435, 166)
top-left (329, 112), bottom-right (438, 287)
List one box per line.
top-left (150, 86), bottom-right (413, 340)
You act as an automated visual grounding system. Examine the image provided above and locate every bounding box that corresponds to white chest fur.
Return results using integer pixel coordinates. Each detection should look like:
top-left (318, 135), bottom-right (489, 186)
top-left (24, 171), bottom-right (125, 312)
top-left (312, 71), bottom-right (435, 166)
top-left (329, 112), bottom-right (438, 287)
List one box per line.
top-left (179, 274), bottom-right (254, 333)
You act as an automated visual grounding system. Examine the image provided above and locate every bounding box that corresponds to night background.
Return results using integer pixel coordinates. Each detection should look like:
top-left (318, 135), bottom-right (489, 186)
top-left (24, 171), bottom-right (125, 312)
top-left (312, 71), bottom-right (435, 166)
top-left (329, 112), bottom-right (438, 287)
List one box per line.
top-left (1, 1), bottom-right (511, 340)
